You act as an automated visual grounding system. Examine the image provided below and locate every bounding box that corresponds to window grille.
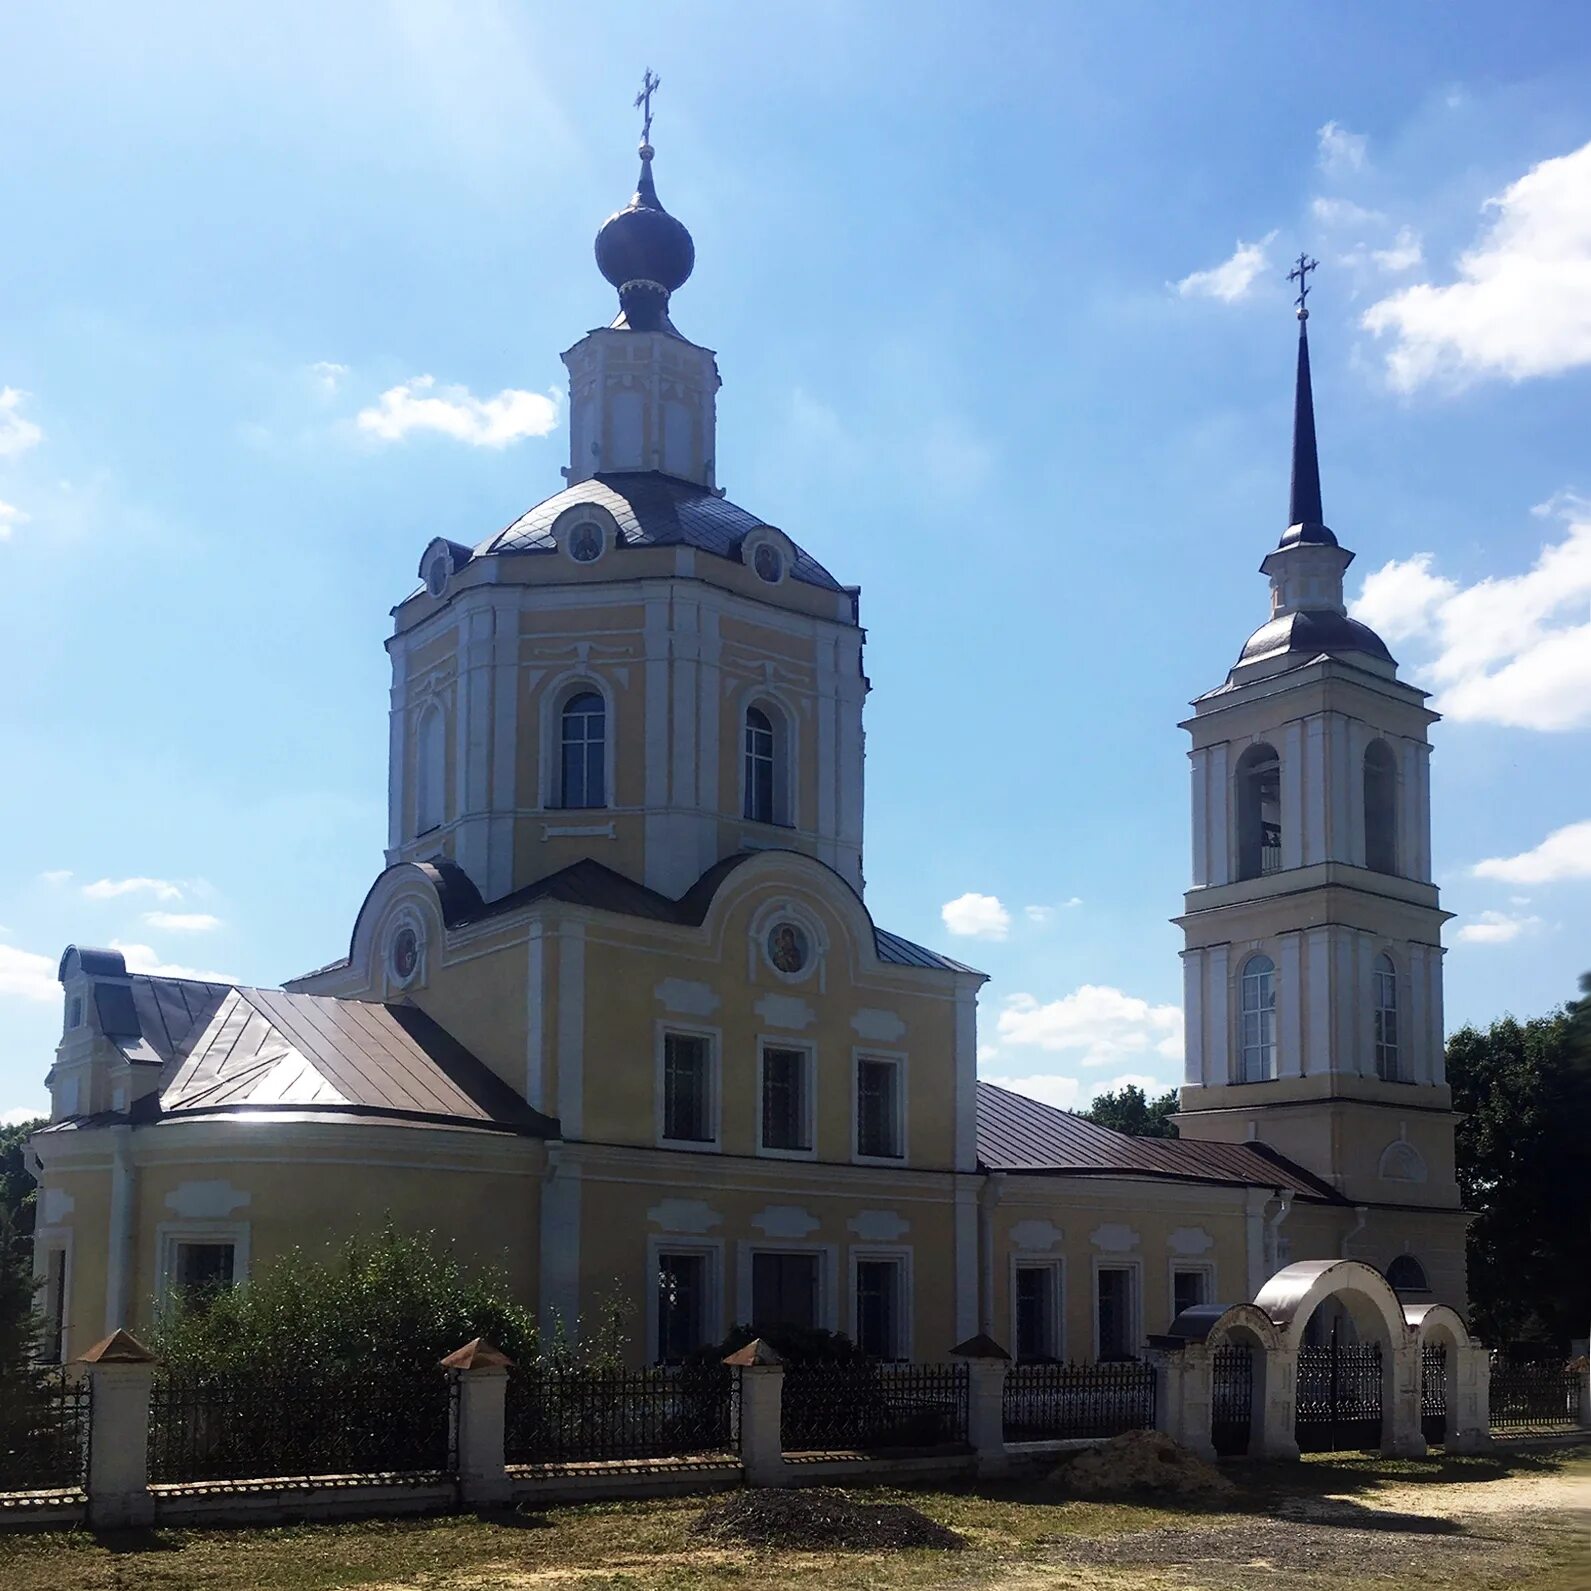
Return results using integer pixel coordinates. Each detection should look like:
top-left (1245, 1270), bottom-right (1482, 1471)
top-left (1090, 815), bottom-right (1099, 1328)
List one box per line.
top-left (854, 1259), bottom-right (903, 1360)
top-left (761, 1047), bottom-right (809, 1151)
top-left (1239, 954), bottom-right (1277, 1081)
top-left (856, 1057), bottom-right (901, 1158)
top-left (1374, 954), bottom-right (1400, 1081)
top-left (662, 1032), bottom-right (712, 1142)
top-left (744, 707), bottom-right (776, 823)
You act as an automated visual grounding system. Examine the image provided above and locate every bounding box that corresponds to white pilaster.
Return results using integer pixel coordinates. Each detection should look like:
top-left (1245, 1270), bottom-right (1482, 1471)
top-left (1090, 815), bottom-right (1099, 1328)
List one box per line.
top-left (1190, 749), bottom-right (1210, 886)
top-left (1208, 742), bottom-right (1231, 884)
top-left (1181, 949), bottom-right (1204, 1086)
top-left (1303, 714), bottom-right (1328, 864)
top-left (1207, 944), bottom-right (1230, 1085)
top-left (556, 922), bottom-right (586, 1139)
top-left (1281, 718), bottom-right (1304, 869)
top-left (1304, 927), bottom-right (1332, 1077)
top-left (1277, 932), bottom-right (1303, 1078)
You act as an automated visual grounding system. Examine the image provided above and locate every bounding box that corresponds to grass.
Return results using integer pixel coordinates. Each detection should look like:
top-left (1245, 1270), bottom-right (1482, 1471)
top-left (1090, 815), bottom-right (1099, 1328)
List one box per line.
top-left (0, 1444), bottom-right (1585, 1591)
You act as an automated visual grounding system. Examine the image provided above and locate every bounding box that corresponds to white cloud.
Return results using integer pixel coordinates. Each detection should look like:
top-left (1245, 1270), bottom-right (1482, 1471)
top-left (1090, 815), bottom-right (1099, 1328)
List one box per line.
top-left (1, 1106), bottom-right (45, 1126)
top-left (0, 499), bottom-right (28, 541)
top-left (0, 387), bottom-right (43, 457)
top-left (1022, 899), bottom-right (1083, 927)
top-left (940, 892), bottom-right (1011, 941)
top-left (1473, 819), bottom-right (1591, 885)
top-left (1317, 121), bottom-right (1369, 176)
top-left (1312, 196), bottom-right (1383, 228)
top-left (1455, 909), bottom-right (1543, 945)
top-left (0, 943), bottom-right (58, 1003)
top-left (39, 870), bottom-right (72, 887)
top-left (309, 360), bottom-right (348, 395)
top-left (1350, 501), bottom-right (1591, 730)
top-left (142, 911), bottom-right (222, 933)
top-left (109, 941), bottom-right (238, 984)
top-left (81, 876), bottom-right (183, 902)
top-left (996, 985), bottom-right (1183, 1069)
top-left (1372, 227), bottom-right (1424, 273)
top-left (1362, 139), bottom-right (1591, 390)
top-left (356, 375), bottom-right (559, 447)
top-left (1175, 232), bottom-right (1277, 303)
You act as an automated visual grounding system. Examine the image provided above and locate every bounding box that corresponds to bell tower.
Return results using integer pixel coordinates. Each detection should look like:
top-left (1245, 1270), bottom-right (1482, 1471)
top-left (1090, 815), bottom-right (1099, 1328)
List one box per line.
top-left (1174, 264), bottom-right (1463, 1250)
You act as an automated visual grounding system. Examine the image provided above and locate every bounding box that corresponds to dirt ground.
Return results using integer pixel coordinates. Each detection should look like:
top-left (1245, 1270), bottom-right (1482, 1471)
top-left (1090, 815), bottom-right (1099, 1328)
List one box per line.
top-left (0, 1444), bottom-right (1585, 1591)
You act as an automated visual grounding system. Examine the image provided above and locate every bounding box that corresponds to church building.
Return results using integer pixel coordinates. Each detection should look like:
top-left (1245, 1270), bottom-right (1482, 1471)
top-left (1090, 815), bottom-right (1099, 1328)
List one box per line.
top-left (26, 122), bottom-right (1469, 1368)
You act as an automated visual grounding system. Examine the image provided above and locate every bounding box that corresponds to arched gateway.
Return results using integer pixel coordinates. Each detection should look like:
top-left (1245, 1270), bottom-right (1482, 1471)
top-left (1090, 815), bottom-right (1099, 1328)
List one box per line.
top-left (1156, 1261), bottom-right (1489, 1460)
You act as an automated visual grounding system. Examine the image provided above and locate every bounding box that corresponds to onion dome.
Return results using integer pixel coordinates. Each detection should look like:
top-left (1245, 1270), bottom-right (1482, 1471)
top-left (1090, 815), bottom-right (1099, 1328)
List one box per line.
top-left (594, 144), bottom-right (695, 334)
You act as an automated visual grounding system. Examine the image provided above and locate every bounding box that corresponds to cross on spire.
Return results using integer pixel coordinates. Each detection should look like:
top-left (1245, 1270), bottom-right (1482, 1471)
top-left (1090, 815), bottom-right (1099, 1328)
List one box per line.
top-left (635, 68), bottom-right (660, 146)
top-left (1287, 253), bottom-right (1319, 321)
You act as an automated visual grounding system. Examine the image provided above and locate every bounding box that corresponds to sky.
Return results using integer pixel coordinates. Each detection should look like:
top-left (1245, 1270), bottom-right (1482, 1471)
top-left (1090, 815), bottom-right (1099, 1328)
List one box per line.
top-left (3, 2), bottom-right (1590, 1123)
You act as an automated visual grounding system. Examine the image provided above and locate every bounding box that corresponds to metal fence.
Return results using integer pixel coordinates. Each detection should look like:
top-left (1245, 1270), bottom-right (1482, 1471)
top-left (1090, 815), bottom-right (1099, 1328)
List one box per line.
top-left (0, 1369), bottom-right (91, 1493)
top-left (781, 1361), bottom-right (969, 1452)
top-left (1211, 1345), bottom-right (1254, 1456)
top-left (1421, 1346), bottom-right (1447, 1445)
top-left (1002, 1360), bottom-right (1156, 1443)
top-left (504, 1363), bottom-right (734, 1465)
top-left (1488, 1361), bottom-right (1580, 1432)
top-left (147, 1367), bottom-right (454, 1484)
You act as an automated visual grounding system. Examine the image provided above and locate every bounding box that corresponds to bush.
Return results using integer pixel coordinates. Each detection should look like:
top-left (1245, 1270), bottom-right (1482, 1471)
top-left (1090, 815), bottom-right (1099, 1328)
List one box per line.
top-left (148, 1225), bottom-right (628, 1375)
top-left (703, 1323), bottom-right (868, 1365)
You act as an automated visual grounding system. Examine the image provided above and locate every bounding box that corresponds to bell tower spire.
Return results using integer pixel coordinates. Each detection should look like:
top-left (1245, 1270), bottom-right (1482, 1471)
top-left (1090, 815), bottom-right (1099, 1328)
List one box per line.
top-left (1286, 254), bottom-right (1326, 539)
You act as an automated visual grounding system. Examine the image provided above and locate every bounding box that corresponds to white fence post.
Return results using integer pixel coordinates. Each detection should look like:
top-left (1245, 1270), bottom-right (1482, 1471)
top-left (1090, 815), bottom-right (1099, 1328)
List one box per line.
top-left (1149, 1343), bottom-right (1216, 1461)
top-left (75, 1328), bottom-right (157, 1529)
top-left (724, 1339), bottom-right (788, 1487)
top-left (1578, 1355), bottom-right (1591, 1431)
top-left (1255, 1345), bottom-right (1302, 1460)
top-left (1384, 1342), bottom-right (1427, 1458)
top-left (951, 1334), bottom-right (1011, 1478)
top-left (440, 1338), bottom-right (513, 1506)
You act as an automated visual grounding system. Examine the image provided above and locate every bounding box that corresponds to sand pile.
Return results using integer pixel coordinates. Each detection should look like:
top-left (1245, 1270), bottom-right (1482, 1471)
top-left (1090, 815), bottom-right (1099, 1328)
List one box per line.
top-left (1056, 1429), bottom-right (1235, 1498)
top-left (697, 1487), bottom-right (966, 1551)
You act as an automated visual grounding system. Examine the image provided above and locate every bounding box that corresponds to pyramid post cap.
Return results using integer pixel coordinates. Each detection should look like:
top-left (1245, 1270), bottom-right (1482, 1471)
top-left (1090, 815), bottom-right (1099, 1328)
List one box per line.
top-left (75, 1328), bottom-right (156, 1365)
top-left (439, 1337), bottom-right (514, 1371)
top-left (722, 1337), bottom-right (783, 1367)
top-left (949, 1332), bottom-right (1012, 1361)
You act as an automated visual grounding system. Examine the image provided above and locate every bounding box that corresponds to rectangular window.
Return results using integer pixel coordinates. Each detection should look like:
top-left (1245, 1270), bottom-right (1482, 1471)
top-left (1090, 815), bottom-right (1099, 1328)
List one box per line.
top-left (656, 1252), bottom-right (707, 1362)
top-left (855, 1056), bottom-right (902, 1159)
top-left (751, 1251), bottom-right (819, 1332)
top-left (1014, 1263), bottom-right (1060, 1361)
top-left (174, 1242), bottom-right (236, 1298)
top-left (1171, 1267), bottom-right (1207, 1325)
top-left (662, 1032), bottom-right (713, 1143)
top-left (1096, 1266), bottom-right (1136, 1361)
top-left (854, 1258), bottom-right (904, 1360)
top-left (761, 1046), bottom-right (810, 1152)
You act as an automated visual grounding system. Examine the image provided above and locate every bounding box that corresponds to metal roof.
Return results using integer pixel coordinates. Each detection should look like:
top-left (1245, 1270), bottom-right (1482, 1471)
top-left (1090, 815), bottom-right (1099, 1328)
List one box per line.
top-left (474, 473), bottom-right (844, 592)
top-left (975, 1080), bottom-right (1342, 1199)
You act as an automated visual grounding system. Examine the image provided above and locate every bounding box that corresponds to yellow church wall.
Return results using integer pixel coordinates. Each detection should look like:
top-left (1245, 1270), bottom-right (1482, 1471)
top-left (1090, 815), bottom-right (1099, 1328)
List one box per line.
top-left (28, 1158), bottom-right (114, 1361)
top-left (413, 938), bottom-right (532, 1101)
top-left (569, 1146), bottom-right (965, 1365)
top-left (986, 1178), bottom-right (1256, 1357)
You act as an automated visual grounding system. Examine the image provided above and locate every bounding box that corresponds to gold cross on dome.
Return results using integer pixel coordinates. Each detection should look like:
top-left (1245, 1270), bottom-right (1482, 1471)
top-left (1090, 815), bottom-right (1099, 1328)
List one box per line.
top-left (635, 68), bottom-right (660, 145)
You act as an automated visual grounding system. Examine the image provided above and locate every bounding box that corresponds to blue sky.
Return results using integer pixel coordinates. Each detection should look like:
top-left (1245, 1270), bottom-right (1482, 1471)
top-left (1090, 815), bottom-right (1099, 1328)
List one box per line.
top-left (3, 2), bottom-right (1590, 1121)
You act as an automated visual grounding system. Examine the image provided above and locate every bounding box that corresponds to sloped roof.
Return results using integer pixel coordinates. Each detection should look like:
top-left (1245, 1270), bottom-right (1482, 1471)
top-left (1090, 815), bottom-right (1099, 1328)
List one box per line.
top-left (473, 472), bottom-right (844, 592)
top-left (55, 973), bottom-right (553, 1138)
top-left (975, 1080), bottom-right (1342, 1200)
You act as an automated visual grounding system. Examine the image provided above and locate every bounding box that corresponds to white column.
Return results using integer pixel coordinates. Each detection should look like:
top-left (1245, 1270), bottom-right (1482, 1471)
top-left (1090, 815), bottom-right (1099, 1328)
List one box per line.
top-left (1354, 932), bottom-right (1376, 1079)
top-left (1281, 719), bottom-right (1304, 870)
top-left (1277, 932), bottom-right (1304, 1079)
top-left (79, 1340), bottom-right (157, 1528)
top-left (444, 1351), bottom-right (512, 1505)
top-left (961, 1355), bottom-right (1011, 1477)
top-left (487, 611), bottom-right (520, 900)
top-left (1181, 950), bottom-right (1205, 1086)
top-left (1189, 748), bottom-right (1210, 886)
top-left (1444, 1342), bottom-right (1493, 1452)
top-left (725, 1350), bottom-right (789, 1487)
top-left (953, 984), bottom-right (979, 1172)
top-left (1206, 945), bottom-right (1230, 1086)
top-left (1151, 1345), bottom-right (1216, 1462)
top-left (1255, 1346), bottom-right (1302, 1460)
top-left (1429, 947), bottom-right (1447, 1086)
top-left (1345, 718), bottom-right (1368, 867)
top-left (1383, 1342), bottom-right (1428, 1457)
top-left (669, 592), bottom-right (701, 813)
top-left (1406, 942), bottom-right (1430, 1085)
top-left (386, 640), bottom-right (410, 862)
top-left (1303, 715), bottom-right (1328, 864)
top-left (953, 1178), bottom-right (980, 1342)
top-left (104, 1129), bottom-right (134, 1336)
top-left (524, 922), bottom-right (548, 1112)
top-left (538, 1151), bottom-right (582, 1339)
top-left (1327, 713), bottom-right (1352, 863)
top-left (1208, 743), bottom-right (1231, 884)
top-left (1304, 927), bottom-right (1332, 1077)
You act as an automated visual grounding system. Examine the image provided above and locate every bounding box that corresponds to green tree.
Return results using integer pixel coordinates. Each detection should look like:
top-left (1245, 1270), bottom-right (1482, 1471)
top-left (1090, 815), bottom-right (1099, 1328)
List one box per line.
top-left (1447, 980), bottom-right (1591, 1348)
top-left (1084, 1084), bottom-right (1179, 1138)
top-left (0, 1117), bottom-right (44, 1247)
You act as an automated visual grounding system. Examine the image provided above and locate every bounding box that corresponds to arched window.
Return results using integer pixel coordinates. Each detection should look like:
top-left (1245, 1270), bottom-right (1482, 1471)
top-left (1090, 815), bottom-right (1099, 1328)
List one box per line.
top-left (744, 703), bottom-right (782, 825)
top-left (1236, 744), bottom-right (1282, 881)
top-left (1364, 739), bottom-right (1398, 874)
top-left (415, 704), bottom-right (446, 835)
top-left (1238, 953), bottom-right (1277, 1082)
top-left (1386, 1254), bottom-right (1428, 1294)
top-left (559, 691), bottom-right (606, 808)
top-left (1373, 952), bottom-right (1399, 1081)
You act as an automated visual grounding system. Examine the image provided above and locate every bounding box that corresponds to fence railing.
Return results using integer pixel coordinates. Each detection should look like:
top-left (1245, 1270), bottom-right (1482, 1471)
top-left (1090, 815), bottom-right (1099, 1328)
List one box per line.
top-left (1421, 1346), bottom-right (1447, 1444)
top-left (1002, 1360), bottom-right (1156, 1443)
top-left (503, 1363), bottom-right (734, 1465)
top-left (0, 1369), bottom-right (91, 1493)
top-left (1211, 1345), bottom-right (1254, 1456)
top-left (780, 1362), bottom-right (969, 1452)
top-left (1488, 1361), bottom-right (1580, 1432)
top-left (147, 1367), bottom-right (455, 1484)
